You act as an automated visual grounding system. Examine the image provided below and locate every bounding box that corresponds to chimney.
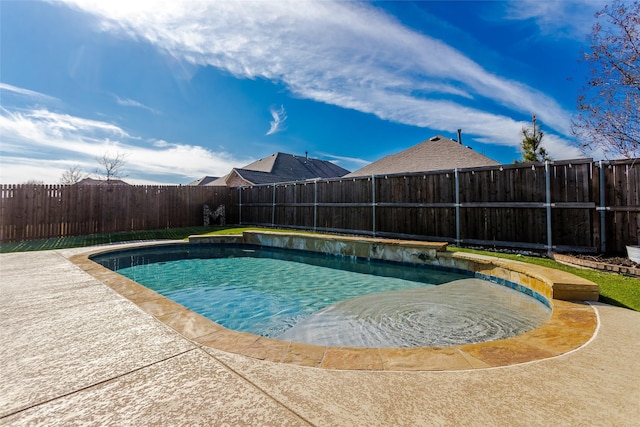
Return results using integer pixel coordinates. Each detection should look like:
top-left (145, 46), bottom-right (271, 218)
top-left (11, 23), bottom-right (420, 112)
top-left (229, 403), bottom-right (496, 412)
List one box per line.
top-left (457, 129), bottom-right (462, 145)
top-left (305, 151), bottom-right (308, 161)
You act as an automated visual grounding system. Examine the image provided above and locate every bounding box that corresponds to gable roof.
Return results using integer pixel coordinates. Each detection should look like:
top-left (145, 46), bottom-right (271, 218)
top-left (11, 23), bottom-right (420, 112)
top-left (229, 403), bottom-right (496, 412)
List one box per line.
top-left (188, 176), bottom-right (219, 186)
top-left (207, 152), bottom-right (350, 186)
top-left (232, 168), bottom-right (289, 185)
top-left (346, 135), bottom-right (500, 177)
top-left (271, 152), bottom-right (350, 181)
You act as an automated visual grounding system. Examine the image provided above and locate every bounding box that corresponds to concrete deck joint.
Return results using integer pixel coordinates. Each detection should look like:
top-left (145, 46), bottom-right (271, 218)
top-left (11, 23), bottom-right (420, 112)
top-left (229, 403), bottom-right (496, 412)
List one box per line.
top-left (201, 346), bottom-right (315, 426)
top-left (1, 348), bottom-right (197, 421)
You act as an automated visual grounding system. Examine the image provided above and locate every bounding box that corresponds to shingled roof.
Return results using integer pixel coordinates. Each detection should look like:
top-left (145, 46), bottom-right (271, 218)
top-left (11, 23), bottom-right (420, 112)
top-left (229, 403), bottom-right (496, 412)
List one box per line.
top-left (346, 135), bottom-right (500, 177)
top-left (188, 176), bottom-right (218, 186)
top-left (206, 152), bottom-right (350, 186)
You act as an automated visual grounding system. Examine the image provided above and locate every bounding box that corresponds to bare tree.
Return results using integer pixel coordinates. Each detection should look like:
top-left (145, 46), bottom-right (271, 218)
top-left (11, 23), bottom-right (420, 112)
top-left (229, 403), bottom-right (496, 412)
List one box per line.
top-left (95, 151), bottom-right (128, 182)
top-left (573, 1), bottom-right (640, 158)
top-left (59, 164), bottom-right (88, 184)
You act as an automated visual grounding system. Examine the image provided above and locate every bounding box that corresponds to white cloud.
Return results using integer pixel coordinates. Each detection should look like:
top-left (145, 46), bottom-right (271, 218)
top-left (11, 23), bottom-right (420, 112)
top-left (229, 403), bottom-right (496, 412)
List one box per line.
top-left (502, 0), bottom-right (605, 39)
top-left (318, 152), bottom-right (371, 172)
top-left (0, 83), bottom-right (59, 103)
top-left (0, 104), bottom-right (254, 184)
top-left (266, 105), bottom-right (287, 136)
top-left (58, 0), bottom-right (581, 152)
top-left (114, 95), bottom-right (161, 114)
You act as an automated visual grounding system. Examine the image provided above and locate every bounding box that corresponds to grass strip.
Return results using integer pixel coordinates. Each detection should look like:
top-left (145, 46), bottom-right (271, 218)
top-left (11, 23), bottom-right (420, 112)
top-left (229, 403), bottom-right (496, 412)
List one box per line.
top-left (0, 226), bottom-right (220, 253)
top-left (0, 226), bottom-right (306, 253)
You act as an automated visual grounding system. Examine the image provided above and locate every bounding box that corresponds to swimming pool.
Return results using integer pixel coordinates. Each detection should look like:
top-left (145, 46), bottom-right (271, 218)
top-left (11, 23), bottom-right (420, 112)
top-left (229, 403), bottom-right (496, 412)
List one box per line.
top-left (92, 243), bottom-right (551, 347)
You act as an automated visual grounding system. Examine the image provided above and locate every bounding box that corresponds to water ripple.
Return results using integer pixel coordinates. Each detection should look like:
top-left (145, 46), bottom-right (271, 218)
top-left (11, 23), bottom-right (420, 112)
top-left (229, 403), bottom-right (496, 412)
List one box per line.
top-left (277, 279), bottom-right (551, 347)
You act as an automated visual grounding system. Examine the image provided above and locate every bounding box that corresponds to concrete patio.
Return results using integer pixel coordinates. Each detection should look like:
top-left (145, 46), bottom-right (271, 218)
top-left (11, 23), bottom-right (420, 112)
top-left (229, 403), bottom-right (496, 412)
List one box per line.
top-left (1, 245), bottom-right (639, 426)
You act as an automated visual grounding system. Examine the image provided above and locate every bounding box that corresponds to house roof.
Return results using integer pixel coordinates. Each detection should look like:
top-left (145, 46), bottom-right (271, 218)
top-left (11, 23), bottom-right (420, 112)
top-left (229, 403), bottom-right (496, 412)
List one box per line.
top-left (206, 152), bottom-right (350, 186)
top-left (188, 176), bottom-right (219, 186)
top-left (207, 175), bottom-right (231, 186)
top-left (232, 169), bottom-right (289, 185)
top-left (345, 135), bottom-right (500, 177)
top-left (74, 178), bottom-right (130, 186)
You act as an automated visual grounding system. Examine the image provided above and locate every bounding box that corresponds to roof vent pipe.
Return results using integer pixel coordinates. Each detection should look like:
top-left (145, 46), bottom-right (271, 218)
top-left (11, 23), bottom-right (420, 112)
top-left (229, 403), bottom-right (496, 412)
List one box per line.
top-left (457, 129), bottom-right (462, 145)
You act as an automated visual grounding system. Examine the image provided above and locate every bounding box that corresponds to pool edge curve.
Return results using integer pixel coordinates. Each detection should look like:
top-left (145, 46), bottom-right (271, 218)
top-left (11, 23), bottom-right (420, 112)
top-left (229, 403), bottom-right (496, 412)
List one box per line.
top-left (69, 232), bottom-right (599, 371)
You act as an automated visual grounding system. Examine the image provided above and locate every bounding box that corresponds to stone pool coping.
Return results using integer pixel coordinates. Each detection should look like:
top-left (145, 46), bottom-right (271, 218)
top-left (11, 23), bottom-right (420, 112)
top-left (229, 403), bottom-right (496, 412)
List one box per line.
top-left (70, 233), bottom-right (599, 371)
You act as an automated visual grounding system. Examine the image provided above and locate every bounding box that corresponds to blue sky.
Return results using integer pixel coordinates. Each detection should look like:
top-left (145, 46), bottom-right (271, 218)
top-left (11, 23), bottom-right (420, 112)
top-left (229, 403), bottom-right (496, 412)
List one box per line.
top-left (1, 0), bottom-right (608, 184)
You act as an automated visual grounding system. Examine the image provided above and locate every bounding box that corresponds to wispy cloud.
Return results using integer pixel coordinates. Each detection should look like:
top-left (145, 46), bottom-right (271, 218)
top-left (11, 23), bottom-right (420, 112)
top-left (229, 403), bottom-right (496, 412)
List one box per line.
top-left (114, 95), bottom-right (161, 114)
top-left (0, 82), bottom-right (59, 103)
top-left (0, 101), bottom-right (253, 184)
top-left (266, 105), bottom-right (287, 136)
top-left (502, 0), bottom-right (604, 39)
top-left (56, 0), bottom-right (589, 160)
top-left (318, 152), bottom-right (371, 172)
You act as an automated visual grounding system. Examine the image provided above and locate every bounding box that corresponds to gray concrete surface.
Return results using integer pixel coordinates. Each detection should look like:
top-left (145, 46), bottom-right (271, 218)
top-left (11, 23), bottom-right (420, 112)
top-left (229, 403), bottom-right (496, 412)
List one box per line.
top-left (1, 247), bottom-right (639, 426)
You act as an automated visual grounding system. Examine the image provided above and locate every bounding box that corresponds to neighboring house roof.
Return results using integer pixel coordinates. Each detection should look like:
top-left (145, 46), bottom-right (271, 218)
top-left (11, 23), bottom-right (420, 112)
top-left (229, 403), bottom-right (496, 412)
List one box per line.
top-left (74, 178), bottom-right (130, 186)
top-left (346, 135), bottom-right (500, 177)
top-left (206, 152), bottom-right (350, 186)
top-left (188, 176), bottom-right (219, 186)
top-left (207, 174), bottom-right (231, 186)
top-left (232, 169), bottom-right (282, 185)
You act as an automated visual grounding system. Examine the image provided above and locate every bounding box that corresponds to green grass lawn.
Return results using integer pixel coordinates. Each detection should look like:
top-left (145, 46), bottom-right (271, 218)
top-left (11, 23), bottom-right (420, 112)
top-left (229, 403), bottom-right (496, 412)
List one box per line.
top-left (0, 226), bottom-right (298, 253)
top-left (2, 226), bottom-right (638, 311)
top-left (0, 226), bottom-right (220, 253)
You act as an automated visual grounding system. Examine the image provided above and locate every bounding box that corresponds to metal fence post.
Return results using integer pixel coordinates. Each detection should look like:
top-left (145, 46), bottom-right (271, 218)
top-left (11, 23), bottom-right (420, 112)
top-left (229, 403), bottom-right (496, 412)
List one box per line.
top-left (371, 175), bottom-right (376, 237)
top-left (455, 168), bottom-right (460, 246)
top-left (598, 160), bottom-right (607, 253)
top-left (314, 180), bottom-right (318, 232)
top-left (272, 184), bottom-right (276, 226)
top-left (238, 187), bottom-right (242, 225)
top-left (545, 161), bottom-right (553, 252)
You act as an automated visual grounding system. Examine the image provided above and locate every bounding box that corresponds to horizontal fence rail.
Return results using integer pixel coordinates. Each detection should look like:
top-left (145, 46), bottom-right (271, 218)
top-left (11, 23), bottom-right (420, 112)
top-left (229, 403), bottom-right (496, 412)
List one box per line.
top-left (0, 184), bottom-right (237, 242)
top-left (238, 159), bottom-right (639, 254)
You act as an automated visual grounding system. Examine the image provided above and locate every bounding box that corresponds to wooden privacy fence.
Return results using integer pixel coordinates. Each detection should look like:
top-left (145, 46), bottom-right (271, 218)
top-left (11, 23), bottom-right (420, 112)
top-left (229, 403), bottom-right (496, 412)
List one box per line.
top-left (1, 159), bottom-right (637, 254)
top-left (238, 159), bottom-right (639, 254)
top-left (0, 184), bottom-right (236, 242)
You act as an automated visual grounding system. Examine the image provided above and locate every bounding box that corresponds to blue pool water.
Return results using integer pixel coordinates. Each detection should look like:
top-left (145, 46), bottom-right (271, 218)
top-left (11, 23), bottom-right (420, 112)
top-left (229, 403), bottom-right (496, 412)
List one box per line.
top-left (93, 244), bottom-right (551, 347)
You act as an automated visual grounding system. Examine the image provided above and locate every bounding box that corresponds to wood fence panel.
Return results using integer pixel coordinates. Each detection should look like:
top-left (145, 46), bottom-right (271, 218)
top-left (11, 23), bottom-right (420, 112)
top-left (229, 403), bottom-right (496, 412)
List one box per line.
top-left (317, 178), bottom-right (371, 204)
top-left (162, 187), bottom-right (174, 228)
top-left (0, 184), bottom-right (233, 241)
top-left (626, 163), bottom-right (640, 249)
top-left (243, 206), bottom-right (271, 225)
top-left (605, 162), bottom-right (640, 252)
top-left (375, 175), bottom-right (393, 204)
top-left (240, 185), bottom-right (272, 225)
top-left (1, 186), bottom-right (14, 240)
top-left (375, 172), bottom-right (456, 238)
top-left (606, 163), bottom-right (623, 250)
top-left (377, 176), bottom-right (404, 235)
top-left (223, 188), bottom-right (240, 224)
top-left (129, 186), bottom-right (145, 230)
top-left (317, 206), bottom-right (372, 232)
top-left (19, 186), bottom-right (31, 239)
top-left (550, 162), bottom-right (594, 249)
top-left (458, 166), bottom-right (547, 245)
top-left (433, 174), bottom-right (456, 240)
